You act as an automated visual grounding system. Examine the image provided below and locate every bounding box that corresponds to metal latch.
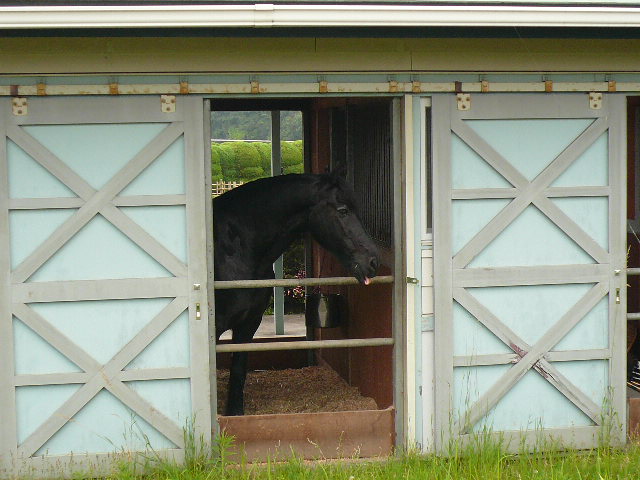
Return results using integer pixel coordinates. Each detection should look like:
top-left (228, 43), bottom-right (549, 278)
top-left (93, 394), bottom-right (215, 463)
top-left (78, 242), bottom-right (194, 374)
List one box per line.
top-left (406, 277), bottom-right (419, 284)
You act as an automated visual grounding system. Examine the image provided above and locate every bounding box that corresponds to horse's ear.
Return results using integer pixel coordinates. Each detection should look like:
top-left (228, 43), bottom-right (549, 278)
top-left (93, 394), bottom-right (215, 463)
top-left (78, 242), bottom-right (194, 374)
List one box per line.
top-left (329, 162), bottom-right (348, 181)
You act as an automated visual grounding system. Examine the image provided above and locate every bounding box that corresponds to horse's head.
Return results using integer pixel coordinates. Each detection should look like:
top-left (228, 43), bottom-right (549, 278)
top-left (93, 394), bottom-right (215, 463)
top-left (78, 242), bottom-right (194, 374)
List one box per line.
top-left (307, 169), bottom-right (380, 285)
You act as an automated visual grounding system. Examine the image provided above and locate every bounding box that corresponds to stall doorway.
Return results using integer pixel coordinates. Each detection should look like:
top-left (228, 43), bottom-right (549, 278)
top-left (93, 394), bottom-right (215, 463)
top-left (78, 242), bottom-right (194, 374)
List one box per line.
top-left (625, 97), bottom-right (640, 433)
top-left (209, 98), bottom-right (401, 460)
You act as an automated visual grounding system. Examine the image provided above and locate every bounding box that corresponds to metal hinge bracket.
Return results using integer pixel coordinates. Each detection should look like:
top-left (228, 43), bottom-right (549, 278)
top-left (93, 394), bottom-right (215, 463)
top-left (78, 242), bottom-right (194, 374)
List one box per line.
top-left (457, 93), bottom-right (471, 111)
top-left (161, 95), bottom-right (176, 113)
top-left (589, 92), bottom-right (602, 110)
top-left (12, 97), bottom-right (27, 116)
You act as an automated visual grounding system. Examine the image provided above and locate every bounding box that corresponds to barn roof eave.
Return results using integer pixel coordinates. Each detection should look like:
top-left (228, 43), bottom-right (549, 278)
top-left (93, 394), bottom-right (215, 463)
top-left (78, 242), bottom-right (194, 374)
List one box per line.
top-left (4, 3), bottom-right (640, 29)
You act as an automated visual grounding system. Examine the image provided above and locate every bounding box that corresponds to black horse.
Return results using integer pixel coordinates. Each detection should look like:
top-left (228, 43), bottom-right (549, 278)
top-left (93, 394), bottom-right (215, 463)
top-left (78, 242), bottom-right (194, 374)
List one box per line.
top-left (213, 170), bottom-right (380, 416)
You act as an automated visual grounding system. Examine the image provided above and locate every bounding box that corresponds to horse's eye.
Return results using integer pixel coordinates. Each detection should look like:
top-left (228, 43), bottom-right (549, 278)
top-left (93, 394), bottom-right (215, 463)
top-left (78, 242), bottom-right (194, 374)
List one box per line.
top-left (337, 206), bottom-right (349, 216)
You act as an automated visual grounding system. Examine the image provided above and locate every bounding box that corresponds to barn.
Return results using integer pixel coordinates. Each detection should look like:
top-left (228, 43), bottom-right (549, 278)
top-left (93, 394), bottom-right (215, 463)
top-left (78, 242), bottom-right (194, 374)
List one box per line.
top-left (0, 0), bottom-right (639, 476)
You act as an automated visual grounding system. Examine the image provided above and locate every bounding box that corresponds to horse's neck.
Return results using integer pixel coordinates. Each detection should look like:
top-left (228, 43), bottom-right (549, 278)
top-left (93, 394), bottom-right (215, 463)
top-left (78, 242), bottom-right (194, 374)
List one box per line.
top-left (257, 210), bottom-right (307, 265)
top-left (254, 193), bottom-right (312, 264)
top-left (224, 179), bottom-right (315, 267)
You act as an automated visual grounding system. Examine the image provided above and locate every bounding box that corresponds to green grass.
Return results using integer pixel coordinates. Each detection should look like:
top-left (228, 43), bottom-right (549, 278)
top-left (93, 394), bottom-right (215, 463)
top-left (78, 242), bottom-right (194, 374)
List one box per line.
top-left (103, 433), bottom-right (640, 480)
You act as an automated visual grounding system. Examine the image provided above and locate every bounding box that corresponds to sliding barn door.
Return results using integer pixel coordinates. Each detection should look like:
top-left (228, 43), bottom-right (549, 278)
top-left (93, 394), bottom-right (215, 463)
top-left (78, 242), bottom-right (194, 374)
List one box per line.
top-left (0, 96), bottom-right (211, 476)
top-left (432, 94), bottom-right (626, 451)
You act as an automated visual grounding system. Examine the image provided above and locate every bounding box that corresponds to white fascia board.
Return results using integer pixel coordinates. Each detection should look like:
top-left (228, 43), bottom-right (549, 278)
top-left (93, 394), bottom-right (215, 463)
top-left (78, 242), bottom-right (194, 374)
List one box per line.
top-left (3, 4), bottom-right (640, 29)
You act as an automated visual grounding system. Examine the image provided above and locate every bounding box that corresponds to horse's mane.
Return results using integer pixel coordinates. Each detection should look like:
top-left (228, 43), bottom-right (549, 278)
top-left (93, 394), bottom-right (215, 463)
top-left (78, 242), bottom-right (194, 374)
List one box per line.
top-left (213, 173), bottom-right (356, 216)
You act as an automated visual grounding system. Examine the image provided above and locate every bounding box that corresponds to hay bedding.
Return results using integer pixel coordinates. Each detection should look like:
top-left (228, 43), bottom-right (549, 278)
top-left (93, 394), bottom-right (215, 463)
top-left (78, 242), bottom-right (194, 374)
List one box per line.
top-left (217, 366), bottom-right (378, 415)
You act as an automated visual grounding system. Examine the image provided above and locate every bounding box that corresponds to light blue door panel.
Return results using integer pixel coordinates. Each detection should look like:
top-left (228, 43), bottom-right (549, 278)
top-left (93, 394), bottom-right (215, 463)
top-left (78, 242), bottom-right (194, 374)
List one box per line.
top-left (551, 197), bottom-right (609, 250)
top-left (9, 209), bottom-right (77, 269)
top-left (477, 369), bottom-right (595, 431)
top-left (126, 379), bottom-right (193, 428)
top-left (465, 119), bottom-right (595, 181)
top-left (553, 297), bottom-right (609, 351)
top-left (121, 206), bottom-right (188, 264)
top-left (467, 284), bottom-right (596, 347)
top-left (23, 123), bottom-right (168, 190)
top-left (29, 299), bottom-right (173, 365)
top-left (551, 133), bottom-right (609, 187)
top-left (33, 389), bottom-right (177, 456)
top-left (452, 135), bottom-right (513, 189)
top-left (466, 204), bottom-right (596, 267)
top-left (1, 96), bottom-right (211, 474)
top-left (13, 317), bottom-right (83, 375)
top-left (121, 136), bottom-right (186, 196)
top-left (16, 385), bottom-right (83, 446)
top-left (452, 199), bottom-right (511, 255)
top-left (433, 94), bottom-right (626, 451)
top-left (125, 311), bottom-right (190, 370)
top-left (27, 215), bottom-right (173, 282)
top-left (7, 140), bottom-right (76, 198)
top-left (453, 302), bottom-right (513, 356)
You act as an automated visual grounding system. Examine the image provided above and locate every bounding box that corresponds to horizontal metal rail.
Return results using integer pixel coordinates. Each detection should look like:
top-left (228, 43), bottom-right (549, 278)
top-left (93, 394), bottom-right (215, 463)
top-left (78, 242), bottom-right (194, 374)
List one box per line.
top-left (628, 313), bottom-right (640, 321)
top-left (628, 268), bottom-right (640, 276)
top-left (10, 81), bottom-right (640, 97)
top-left (214, 275), bottom-right (394, 290)
top-left (216, 337), bottom-right (394, 353)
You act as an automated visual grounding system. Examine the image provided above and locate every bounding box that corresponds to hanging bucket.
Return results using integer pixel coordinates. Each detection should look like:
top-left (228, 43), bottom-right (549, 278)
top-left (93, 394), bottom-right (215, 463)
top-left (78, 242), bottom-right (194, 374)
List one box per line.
top-left (305, 293), bottom-right (347, 328)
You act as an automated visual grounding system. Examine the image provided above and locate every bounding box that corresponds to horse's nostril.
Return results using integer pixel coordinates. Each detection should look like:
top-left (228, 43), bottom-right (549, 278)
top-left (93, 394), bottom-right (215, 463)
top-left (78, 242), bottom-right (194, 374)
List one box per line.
top-left (369, 256), bottom-right (379, 272)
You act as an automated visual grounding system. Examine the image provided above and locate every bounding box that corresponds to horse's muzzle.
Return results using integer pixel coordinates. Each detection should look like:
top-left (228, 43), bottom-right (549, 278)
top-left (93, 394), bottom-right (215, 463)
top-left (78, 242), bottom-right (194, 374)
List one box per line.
top-left (352, 254), bottom-right (379, 285)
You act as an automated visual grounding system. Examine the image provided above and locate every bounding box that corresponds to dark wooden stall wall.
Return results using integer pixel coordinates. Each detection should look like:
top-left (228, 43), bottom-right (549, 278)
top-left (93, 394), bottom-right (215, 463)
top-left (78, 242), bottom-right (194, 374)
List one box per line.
top-left (628, 99), bottom-right (640, 383)
top-left (309, 97), bottom-right (394, 410)
top-left (630, 233), bottom-right (640, 319)
top-left (313, 257), bottom-right (394, 409)
top-left (628, 99), bottom-right (640, 321)
top-left (344, 268), bottom-right (393, 408)
top-left (628, 97), bottom-right (639, 220)
top-left (628, 98), bottom-right (640, 436)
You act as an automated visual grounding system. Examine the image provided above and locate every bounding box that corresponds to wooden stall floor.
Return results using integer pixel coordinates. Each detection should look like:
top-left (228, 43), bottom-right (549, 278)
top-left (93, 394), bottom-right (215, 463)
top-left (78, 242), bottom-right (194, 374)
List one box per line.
top-left (216, 365), bottom-right (378, 415)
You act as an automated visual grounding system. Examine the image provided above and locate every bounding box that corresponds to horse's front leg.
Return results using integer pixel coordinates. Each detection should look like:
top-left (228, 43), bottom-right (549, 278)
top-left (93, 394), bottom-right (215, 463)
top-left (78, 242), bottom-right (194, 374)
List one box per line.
top-left (225, 322), bottom-right (260, 416)
top-left (225, 289), bottom-right (270, 416)
top-left (226, 349), bottom-right (250, 416)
